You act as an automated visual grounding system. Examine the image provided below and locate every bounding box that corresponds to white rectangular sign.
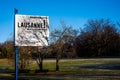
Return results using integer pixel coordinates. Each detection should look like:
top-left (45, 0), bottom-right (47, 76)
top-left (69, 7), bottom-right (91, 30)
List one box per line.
top-left (15, 14), bottom-right (49, 46)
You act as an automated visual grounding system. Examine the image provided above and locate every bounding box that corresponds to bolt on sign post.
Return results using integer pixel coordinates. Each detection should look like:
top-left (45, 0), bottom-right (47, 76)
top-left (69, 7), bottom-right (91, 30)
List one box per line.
top-left (14, 9), bottom-right (49, 80)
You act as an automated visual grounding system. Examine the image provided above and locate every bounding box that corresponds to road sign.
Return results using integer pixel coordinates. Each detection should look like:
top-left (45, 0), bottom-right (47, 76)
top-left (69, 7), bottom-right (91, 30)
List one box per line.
top-left (15, 14), bottom-right (49, 46)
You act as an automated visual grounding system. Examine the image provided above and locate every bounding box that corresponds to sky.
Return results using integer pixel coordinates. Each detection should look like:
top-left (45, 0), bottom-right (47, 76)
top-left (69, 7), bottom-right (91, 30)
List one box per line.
top-left (0, 0), bottom-right (120, 43)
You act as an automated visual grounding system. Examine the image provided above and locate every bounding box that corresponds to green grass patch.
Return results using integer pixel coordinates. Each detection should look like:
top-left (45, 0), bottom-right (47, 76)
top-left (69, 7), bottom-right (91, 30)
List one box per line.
top-left (0, 59), bottom-right (9, 66)
top-left (1, 58), bottom-right (120, 73)
top-left (27, 58), bottom-right (120, 72)
top-left (1, 58), bottom-right (120, 80)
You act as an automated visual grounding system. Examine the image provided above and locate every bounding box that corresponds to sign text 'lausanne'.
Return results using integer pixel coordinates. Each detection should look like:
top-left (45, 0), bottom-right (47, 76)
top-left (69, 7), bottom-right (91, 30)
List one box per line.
top-left (15, 14), bottom-right (49, 46)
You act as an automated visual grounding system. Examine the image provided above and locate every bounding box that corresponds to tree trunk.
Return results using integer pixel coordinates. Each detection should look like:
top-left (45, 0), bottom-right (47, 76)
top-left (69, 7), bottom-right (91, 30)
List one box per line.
top-left (38, 52), bottom-right (43, 71)
top-left (20, 58), bottom-right (25, 70)
top-left (39, 57), bottom-right (43, 71)
top-left (56, 55), bottom-right (59, 71)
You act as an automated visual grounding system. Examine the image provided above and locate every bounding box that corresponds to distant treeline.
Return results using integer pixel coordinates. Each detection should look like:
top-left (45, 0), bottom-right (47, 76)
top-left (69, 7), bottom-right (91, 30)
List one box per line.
top-left (0, 19), bottom-right (120, 59)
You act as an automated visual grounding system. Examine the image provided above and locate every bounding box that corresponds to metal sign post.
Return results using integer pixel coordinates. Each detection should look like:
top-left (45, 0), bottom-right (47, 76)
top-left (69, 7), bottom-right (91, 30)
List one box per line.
top-left (14, 8), bottom-right (18, 80)
top-left (15, 46), bottom-right (18, 80)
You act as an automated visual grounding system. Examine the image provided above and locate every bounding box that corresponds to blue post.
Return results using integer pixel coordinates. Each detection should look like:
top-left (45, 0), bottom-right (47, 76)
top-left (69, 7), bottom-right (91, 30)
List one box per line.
top-left (14, 8), bottom-right (18, 80)
top-left (15, 46), bottom-right (18, 80)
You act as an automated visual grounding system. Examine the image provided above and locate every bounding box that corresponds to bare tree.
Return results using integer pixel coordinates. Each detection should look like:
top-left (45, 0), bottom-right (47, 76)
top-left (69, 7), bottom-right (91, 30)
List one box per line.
top-left (18, 46), bottom-right (31, 70)
top-left (51, 28), bottom-right (66, 71)
top-left (30, 46), bottom-right (48, 71)
top-left (50, 22), bottom-right (78, 71)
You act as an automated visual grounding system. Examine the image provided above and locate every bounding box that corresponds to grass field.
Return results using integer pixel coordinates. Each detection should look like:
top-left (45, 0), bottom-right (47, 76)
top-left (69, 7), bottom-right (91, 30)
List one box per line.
top-left (0, 58), bottom-right (120, 80)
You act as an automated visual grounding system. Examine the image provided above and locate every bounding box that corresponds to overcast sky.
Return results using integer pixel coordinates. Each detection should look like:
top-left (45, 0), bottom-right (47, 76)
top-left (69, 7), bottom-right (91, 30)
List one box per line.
top-left (0, 0), bottom-right (120, 43)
